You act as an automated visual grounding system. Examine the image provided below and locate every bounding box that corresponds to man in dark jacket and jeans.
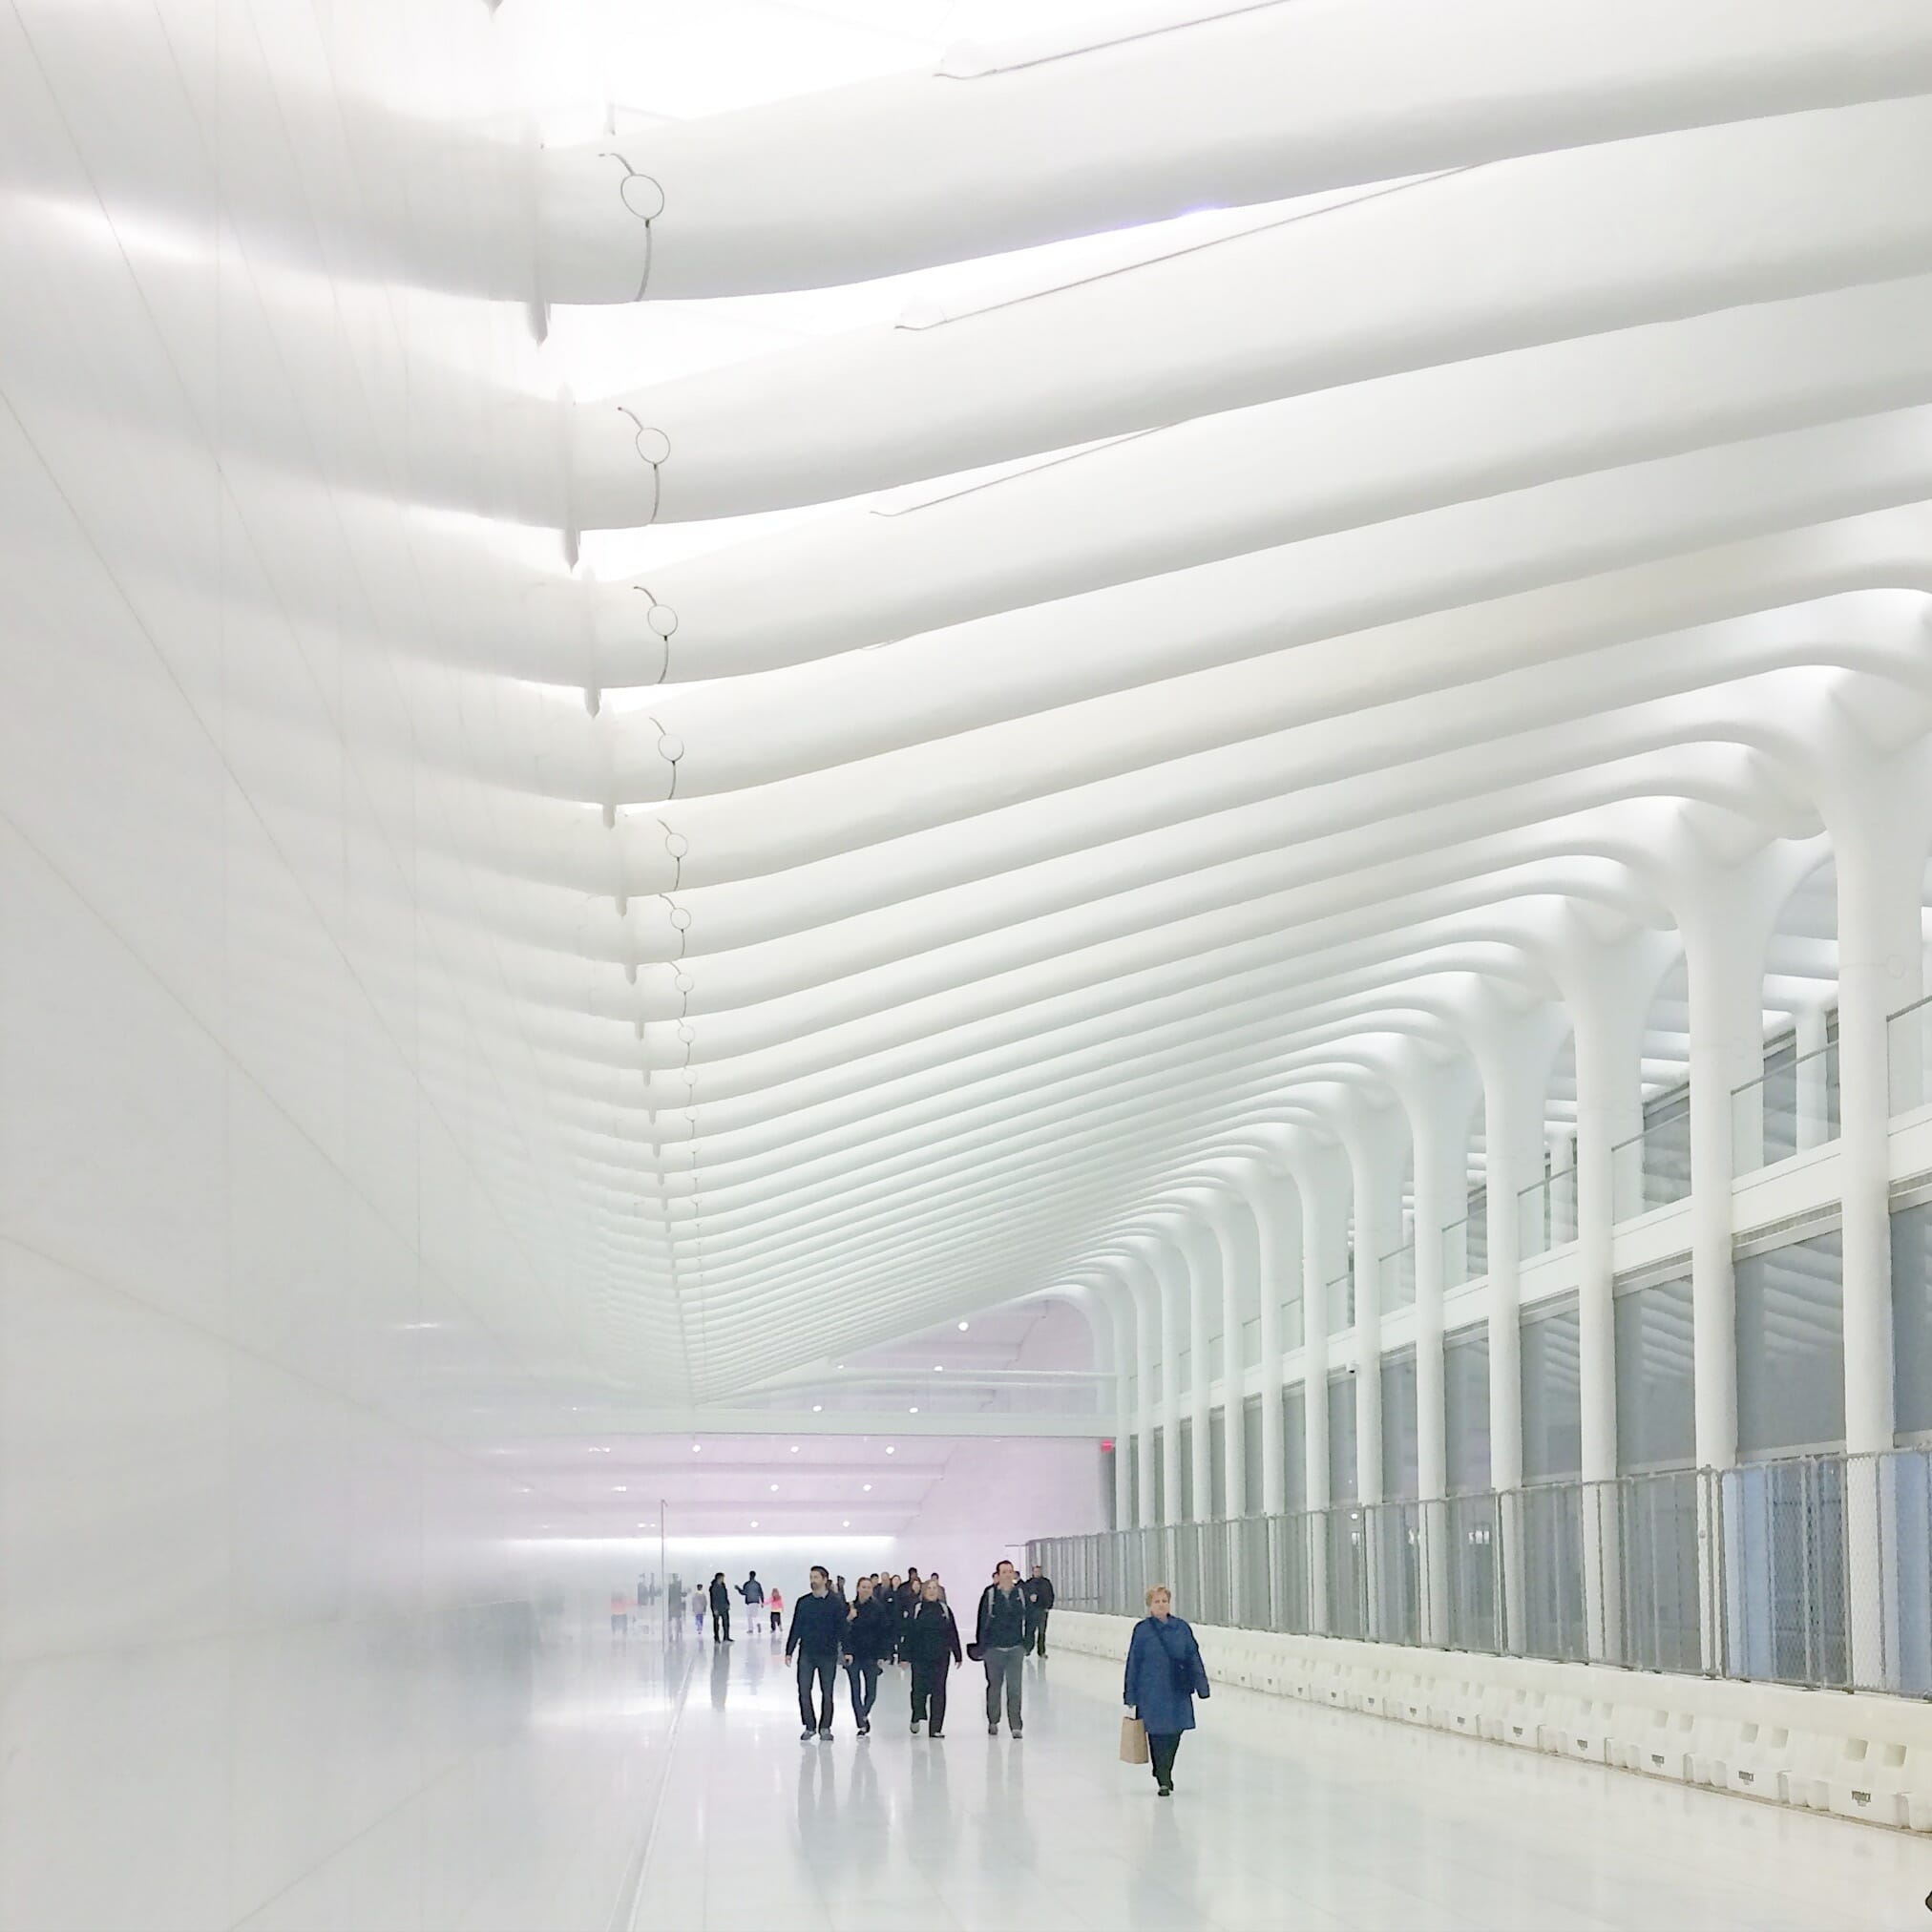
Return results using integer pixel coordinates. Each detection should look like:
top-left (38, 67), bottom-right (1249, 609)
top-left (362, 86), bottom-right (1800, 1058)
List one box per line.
top-left (976, 1559), bottom-right (1029, 1736)
top-left (786, 1565), bottom-right (845, 1739)
top-left (1022, 1563), bottom-right (1056, 1657)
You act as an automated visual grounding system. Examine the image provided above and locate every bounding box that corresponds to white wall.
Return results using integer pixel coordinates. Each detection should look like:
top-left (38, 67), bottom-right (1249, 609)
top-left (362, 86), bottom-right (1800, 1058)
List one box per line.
top-left (0, 7), bottom-right (658, 1927)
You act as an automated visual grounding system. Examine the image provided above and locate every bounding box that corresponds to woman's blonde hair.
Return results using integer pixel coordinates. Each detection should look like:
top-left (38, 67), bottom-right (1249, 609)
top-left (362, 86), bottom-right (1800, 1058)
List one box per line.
top-left (1144, 1584), bottom-right (1171, 1607)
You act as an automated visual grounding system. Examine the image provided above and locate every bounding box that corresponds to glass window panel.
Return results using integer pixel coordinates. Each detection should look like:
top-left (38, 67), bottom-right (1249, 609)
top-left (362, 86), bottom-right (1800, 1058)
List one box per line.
top-left (1283, 1386), bottom-right (1307, 1514)
top-left (1893, 1201), bottom-right (1932, 1435)
top-left (1242, 1396), bottom-right (1263, 1510)
top-left (1736, 1231), bottom-right (1845, 1456)
top-left (1380, 1350), bottom-right (1418, 1500)
top-left (1444, 1325), bottom-right (1490, 1494)
top-left (1521, 1303), bottom-right (1583, 1480)
top-left (1328, 1371), bottom-right (1358, 1502)
top-left (1615, 1276), bottom-right (1695, 1470)
top-left (1150, 1428), bottom-right (1164, 1522)
top-left (1128, 1437), bottom-right (1141, 1525)
top-left (1209, 1413), bottom-right (1228, 1518)
top-left (1178, 1418), bottom-right (1194, 1512)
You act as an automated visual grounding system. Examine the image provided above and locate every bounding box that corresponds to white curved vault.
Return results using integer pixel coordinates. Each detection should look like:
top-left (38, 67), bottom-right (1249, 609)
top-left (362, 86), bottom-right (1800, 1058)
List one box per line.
top-left (15, 0), bottom-right (1932, 1417)
top-left (13, 3), bottom-right (1932, 1922)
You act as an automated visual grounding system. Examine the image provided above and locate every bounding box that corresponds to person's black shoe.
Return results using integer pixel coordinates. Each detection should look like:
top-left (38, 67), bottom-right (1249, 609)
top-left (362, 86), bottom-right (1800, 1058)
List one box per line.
top-left (724, 1637), bottom-right (734, 1643)
top-left (858, 1721), bottom-right (871, 1736)
top-left (817, 1727), bottom-right (832, 1740)
top-left (1158, 1782), bottom-right (1174, 1796)
top-left (799, 1726), bottom-right (815, 1741)
top-left (929, 1729), bottom-right (944, 1738)
top-left (987, 1724), bottom-right (998, 1736)
top-left (1011, 1729), bottom-right (1023, 1740)
top-left (910, 1717), bottom-right (922, 1734)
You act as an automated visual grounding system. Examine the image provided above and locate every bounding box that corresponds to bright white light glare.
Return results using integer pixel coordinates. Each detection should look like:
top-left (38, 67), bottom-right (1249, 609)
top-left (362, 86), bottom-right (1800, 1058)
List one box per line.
top-left (934, 1365), bottom-right (944, 1372)
top-left (863, 1483), bottom-right (872, 1492)
top-left (843, 1520), bottom-right (851, 1527)
top-left (790, 1444), bottom-right (800, 1453)
top-left (768, 1482), bottom-right (779, 1492)
top-left (886, 1445), bottom-right (896, 1454)
top-left (909, 1406), bottom-right (919, 1414)
top-left (691, 1443), bottom-right (702, 1452)
top-left (811, 1404), bottom-right (824, 1413)
top-left (958, 1322), bottom-right (970, 1332)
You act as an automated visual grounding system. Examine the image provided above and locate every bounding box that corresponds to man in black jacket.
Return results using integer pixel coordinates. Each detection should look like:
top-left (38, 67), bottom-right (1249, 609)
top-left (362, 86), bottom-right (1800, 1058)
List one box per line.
top-left (785, 1565), bottom-right (845, 1740)
top-left (707, 1571), bottom-right (732, 1644)
top-left (1022, 1563), bottom-right (1056, 1657)
top-left (976, 1559), bottom-right (1029, 1737)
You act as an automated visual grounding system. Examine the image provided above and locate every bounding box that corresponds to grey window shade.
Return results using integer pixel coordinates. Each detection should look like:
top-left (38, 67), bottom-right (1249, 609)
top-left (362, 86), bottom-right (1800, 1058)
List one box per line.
top-left (1380, 1349), bottom-right (1418, 1500)
top-left (1242, 1395), bottom-right (1263, 1508)
top-left (1615, 1275), bottom-right (1695, 1470)
top-left (1178, 1418), bottom-right (1194, 1511)
top-left (1444, 1325), bottom-right (1490, 1494)
top-left (1208, 1413), bottom-right (1228, 1518)
top-left (1282, 1386), bottom-right (1307, 1514)
top-left (1736, 1230), bottom-right (1845, 1457)
top-left (1327, 1371), bottom-right (1358, 1502)
top-left (1128, 1438), bottom-right (1142, 1525)
top-left (1150, 1428), bottom-right (1164, 1522)
top-left (1893, 1201), bottom-right (1932, 1435)
top-left (1521, 1302), bottom-right (1583, 1480)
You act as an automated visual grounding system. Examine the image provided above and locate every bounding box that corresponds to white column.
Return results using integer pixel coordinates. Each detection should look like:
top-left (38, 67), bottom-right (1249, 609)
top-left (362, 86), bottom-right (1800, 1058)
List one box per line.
top-left (1176, 1216), bottom-right (1218, 1522)
top-left (1250, 1168), bottom-right (1299, 1518)
top-left (1565, 933), bottom-right (1660, 1663)
top-left (1297, 1144), bottom-right (1347, 1631)
top-left (1675, 850), bottom-right (1791, 1670)
top-left (1210, 1192), bottom-right (1255, 1522)
top-left (1155, 1241), bottom-right (1186, 1526)
top-left (1470, 1000), bottom-right (1562, 1651)
top-left (1399, 1057), bottom-right (1478, 1645)
top-left (1826, 749), bottom-right (1929, 1689)
top-left (1128, 1256), bottom-right (1158, 1528)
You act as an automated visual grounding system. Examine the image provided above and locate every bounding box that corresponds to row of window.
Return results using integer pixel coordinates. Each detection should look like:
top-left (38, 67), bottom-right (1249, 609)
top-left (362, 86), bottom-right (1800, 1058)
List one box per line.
top-left (1121, 1200), bottom-right (1932, 1523)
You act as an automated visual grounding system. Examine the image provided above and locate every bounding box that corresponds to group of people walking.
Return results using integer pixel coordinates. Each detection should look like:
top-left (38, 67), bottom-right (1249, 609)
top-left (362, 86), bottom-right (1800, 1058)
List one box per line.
top-left (780, 1560), bottom-right (1056, 1742)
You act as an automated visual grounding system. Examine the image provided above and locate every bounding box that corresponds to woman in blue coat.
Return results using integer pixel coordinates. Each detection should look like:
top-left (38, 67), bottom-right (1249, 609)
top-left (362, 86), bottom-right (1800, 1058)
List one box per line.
top-left (1123, 1584), bottom-right (1209, 1796)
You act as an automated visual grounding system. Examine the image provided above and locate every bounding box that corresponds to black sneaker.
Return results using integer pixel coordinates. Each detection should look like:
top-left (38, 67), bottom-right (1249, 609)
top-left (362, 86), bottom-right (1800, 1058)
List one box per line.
top-left (987, 1724), bottom-right (998, 1736)
top-left (910, 1717), bottom-right (922, 1734)
top-left (858, 1721), bottom-right (871, 1736)
top-left (1011, 1729), bottom-right (1023, 1740)
top-left (1157, 1782), bottom-right (1173, 1797)
top-left (929, 1729), bottom-right (944, 1738)
top-left (817, 1727), bottom-right (832, 1741)
top-left (799, 1726), bottom-right (815, 1742)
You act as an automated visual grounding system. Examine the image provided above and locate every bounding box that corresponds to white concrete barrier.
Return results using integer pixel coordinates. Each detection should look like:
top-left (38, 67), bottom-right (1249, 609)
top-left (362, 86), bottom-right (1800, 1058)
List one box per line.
top-left (1051, 1608), bottom-right (1932, 1833)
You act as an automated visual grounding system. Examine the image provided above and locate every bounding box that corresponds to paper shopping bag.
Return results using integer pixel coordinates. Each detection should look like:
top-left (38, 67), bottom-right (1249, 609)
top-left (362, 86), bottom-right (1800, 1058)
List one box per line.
top-left (1120, 1715), bottom-right (1149, 1765)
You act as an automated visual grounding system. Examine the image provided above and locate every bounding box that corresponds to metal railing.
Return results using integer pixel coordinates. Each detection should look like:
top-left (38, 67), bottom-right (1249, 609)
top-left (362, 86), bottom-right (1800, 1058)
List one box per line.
top-left (1889, 991), bottom-right (1932, 1118)
top-left (1611, 1088), bottom-right (1692, 1221)
top-left (1731, 1040), bottom-right (1838, 1178)
top-left (1029, 1446), bottom-right (1932, 1696)
top-left (1517, 1169), bottom-right (1578, 1258)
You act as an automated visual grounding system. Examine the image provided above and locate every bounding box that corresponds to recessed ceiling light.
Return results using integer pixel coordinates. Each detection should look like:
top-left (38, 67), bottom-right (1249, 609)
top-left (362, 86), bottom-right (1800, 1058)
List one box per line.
top-left (934, 1365), bottom-right (944, 1372)
top-left (691, 1443), bottom-right (702, 1452)
top-left (886, 1445), bottom-right (896, 1454)
top-left (750, 1520), bottom-right (759, 1528)
top-left (863, 1483), bottom-right (872, 1492)
top-left (811, 1404), bottom-right (823, 1413)
top-left (612, 1484), bottom-right (627, 1492)
top-left (769, 1482), bottom-right (779, 1492)
top-left (843, 1520), bottom-right (851, 1527)
top-left (909, 1407), bottom-right (919, 1415)
top-left (957, 1321), bottom-right (969, 1332)
top-left (790, 1444), bottom-right (800, 1453)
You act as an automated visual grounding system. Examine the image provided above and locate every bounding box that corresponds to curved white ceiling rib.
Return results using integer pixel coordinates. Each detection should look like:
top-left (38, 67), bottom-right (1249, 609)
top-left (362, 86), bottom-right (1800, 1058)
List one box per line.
top-left (190, 4), bottom-right (1932, 1398)
top-left (533, 0), bottom-right (1932, 300)
top-left (568, 102), bottom-right (1932, 520)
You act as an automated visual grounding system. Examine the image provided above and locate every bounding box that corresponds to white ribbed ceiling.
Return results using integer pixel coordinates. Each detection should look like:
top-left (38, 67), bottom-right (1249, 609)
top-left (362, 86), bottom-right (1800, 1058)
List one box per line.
top-left (106, 0), bottom-right (1932, 1407)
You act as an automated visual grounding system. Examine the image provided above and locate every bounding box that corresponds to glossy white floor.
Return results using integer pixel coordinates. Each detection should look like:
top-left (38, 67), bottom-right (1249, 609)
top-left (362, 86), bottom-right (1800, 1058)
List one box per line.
top-left (630, 1634), bottom-right (1928, 1932)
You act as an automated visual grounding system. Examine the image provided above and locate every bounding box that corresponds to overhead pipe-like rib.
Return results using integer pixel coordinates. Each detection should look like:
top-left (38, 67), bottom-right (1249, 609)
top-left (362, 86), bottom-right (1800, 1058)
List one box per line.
top-left (533, 0), bottom-right (1932, 301)
top-left (569, 102), bottom-right (1932, 520)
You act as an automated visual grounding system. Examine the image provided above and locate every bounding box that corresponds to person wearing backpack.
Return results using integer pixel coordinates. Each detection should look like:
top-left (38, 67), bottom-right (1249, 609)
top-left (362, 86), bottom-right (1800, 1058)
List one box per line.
top-left (1123, 1584), bottom-right (1210, 1796)
top-left (974, 1559), bottom-right (1030, 1736)
top-left (902, 1576), bottom-right (962, 1736)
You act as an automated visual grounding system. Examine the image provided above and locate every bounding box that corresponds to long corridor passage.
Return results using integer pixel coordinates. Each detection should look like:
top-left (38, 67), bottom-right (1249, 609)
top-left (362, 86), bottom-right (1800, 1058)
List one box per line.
top-left (630, 1642), bottom-right (1925, 1931)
